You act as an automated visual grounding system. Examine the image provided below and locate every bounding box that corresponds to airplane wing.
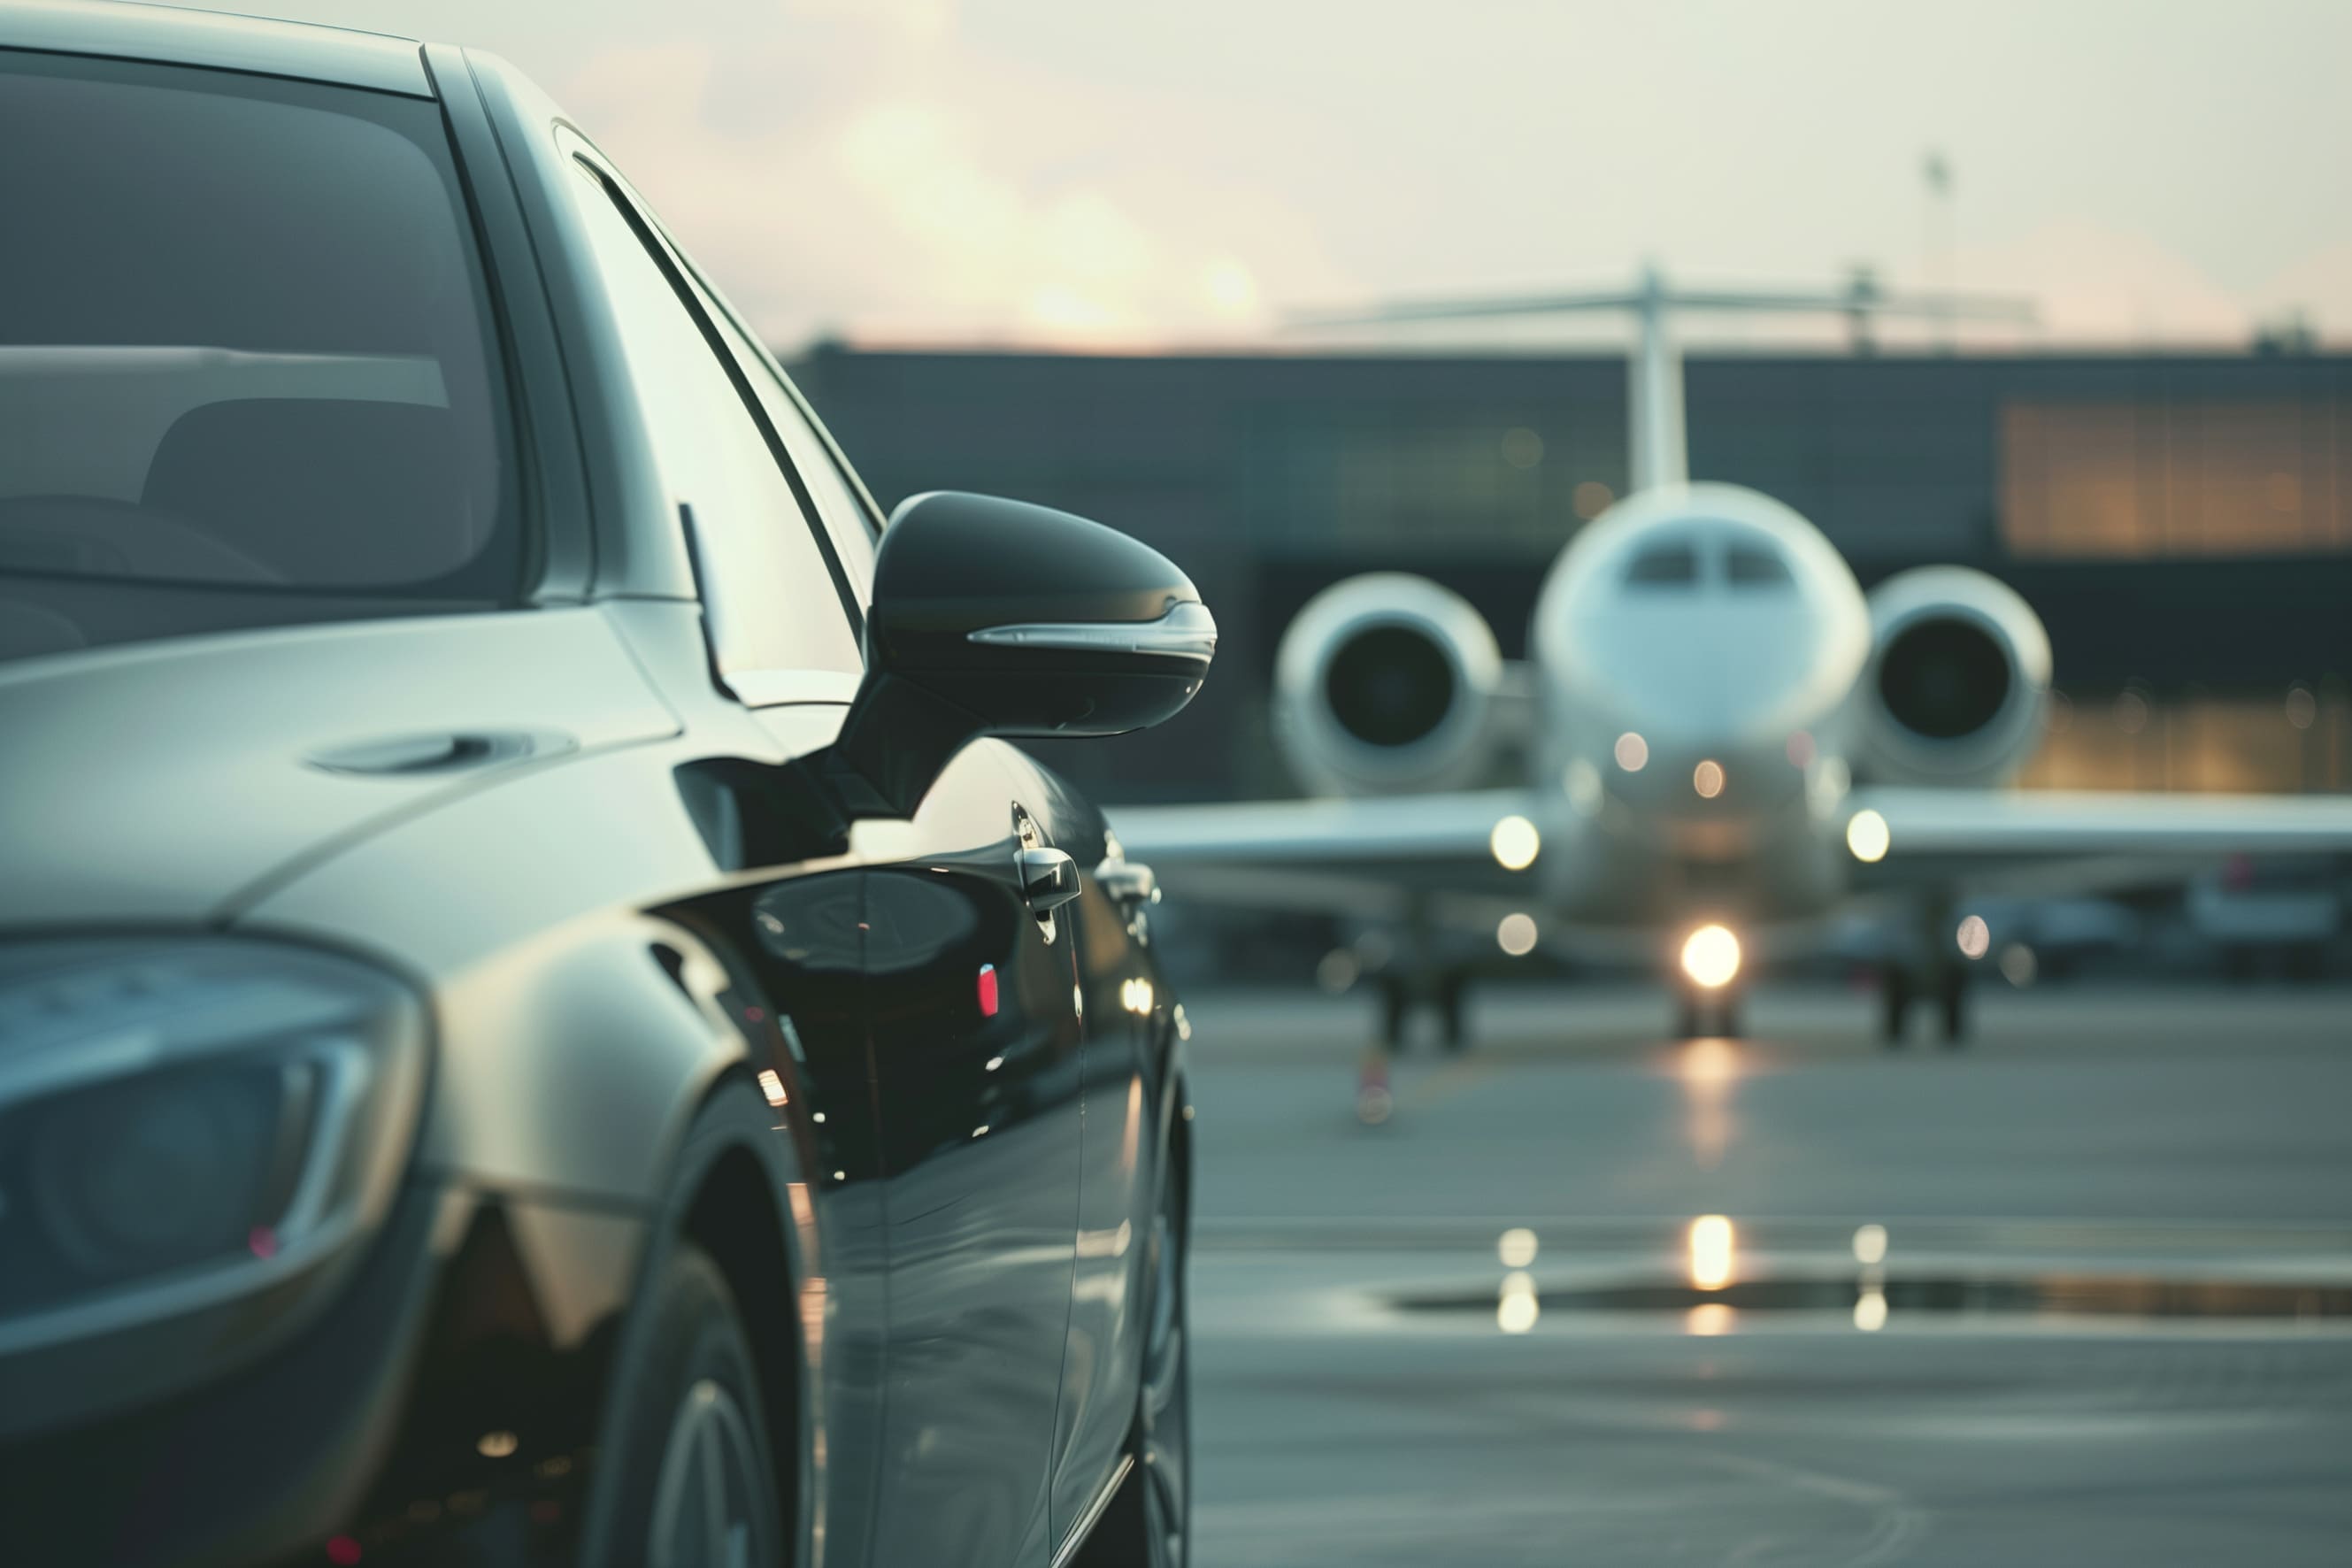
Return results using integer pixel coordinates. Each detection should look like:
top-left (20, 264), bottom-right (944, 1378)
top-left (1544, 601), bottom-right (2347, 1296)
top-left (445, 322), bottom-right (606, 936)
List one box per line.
top-left (1110, 788), bottom-right (1543, 920)
top-left (1849, 787), bottom-right (2352, 896)
top-left (1114, 783), bottom-right (2352, 922)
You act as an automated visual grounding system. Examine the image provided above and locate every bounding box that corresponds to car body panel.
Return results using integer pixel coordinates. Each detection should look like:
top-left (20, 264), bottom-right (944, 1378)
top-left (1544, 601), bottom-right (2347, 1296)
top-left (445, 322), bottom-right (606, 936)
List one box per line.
top-left (459, 53), bottom-right (701, 603)
top-left (857, 737), bottom-right (1087, 1568)
top-left (0, 1), bottom-right (430, 97)
top-left (240, 673), bottom-right (892, 1566)
top-left (425, 41), bottom-right (598, 604)
top-left (0, 15), bottom-right (1192, 1568)
top-left (1032, 763), bottom-right (1170, 1549)
top-left (0, 609), bottom-right (679, 928)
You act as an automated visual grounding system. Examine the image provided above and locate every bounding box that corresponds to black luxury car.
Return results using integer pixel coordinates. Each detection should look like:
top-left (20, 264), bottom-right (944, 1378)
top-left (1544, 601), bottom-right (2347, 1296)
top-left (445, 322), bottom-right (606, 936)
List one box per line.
top-left (0, 4), bottom-right (1210, 1565)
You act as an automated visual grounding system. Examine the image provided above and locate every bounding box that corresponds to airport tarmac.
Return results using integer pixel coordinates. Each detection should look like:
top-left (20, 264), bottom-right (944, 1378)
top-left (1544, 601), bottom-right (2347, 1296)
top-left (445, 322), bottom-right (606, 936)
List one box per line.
top-left (1179, 984), bottom-right (2352, 1565)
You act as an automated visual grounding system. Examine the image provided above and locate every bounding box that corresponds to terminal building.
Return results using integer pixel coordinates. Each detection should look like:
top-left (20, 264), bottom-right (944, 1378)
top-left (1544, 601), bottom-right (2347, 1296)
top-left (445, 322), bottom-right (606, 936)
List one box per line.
top-left (793, 346), bottom-right (2352, 808)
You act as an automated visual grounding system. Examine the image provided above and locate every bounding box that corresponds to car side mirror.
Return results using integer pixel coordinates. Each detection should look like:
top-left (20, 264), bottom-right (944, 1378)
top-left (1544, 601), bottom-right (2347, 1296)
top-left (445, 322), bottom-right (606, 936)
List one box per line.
top-left (820, 491), bottom-right (1215, 820)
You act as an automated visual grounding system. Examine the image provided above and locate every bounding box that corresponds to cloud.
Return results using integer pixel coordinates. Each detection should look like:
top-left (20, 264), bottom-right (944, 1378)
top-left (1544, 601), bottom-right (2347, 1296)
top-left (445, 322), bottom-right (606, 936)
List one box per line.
top-left (1954, 219), bottom-right (2253, 346)
top-left (555, 6), bottom-right (1349, 350)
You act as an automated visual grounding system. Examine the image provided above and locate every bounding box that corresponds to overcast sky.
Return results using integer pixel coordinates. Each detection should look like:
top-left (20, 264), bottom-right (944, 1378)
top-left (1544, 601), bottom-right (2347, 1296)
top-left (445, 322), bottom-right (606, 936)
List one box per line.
top-left (188, 0), bottom-right (2352, 352)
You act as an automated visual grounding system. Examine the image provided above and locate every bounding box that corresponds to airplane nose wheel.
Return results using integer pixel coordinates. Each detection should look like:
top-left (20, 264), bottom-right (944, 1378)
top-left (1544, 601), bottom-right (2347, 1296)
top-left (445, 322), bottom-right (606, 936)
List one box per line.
top-left (1881, 963), bottom-right (1968, 1049)
top-left (1676, 989), bottom-right (1744, 1040)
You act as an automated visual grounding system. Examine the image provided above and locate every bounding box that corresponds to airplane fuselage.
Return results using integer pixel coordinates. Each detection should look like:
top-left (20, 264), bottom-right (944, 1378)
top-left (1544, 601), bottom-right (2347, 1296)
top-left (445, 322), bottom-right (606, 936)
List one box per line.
top-left (1526, 482), bottom-right (1872, 932)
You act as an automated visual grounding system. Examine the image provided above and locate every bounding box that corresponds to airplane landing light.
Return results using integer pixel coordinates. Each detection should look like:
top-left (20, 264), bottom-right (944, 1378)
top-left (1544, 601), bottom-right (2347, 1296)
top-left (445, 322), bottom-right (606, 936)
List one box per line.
top-left (1489, 814), bottom-right (1541, 871)
top-left (1680, 924), bottom-right (1741, 989)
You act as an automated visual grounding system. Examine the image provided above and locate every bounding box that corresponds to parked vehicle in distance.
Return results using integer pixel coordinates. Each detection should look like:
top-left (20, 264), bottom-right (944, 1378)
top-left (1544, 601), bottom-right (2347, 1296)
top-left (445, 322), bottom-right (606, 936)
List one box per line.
top-left (2187, 856), bottom-right (2344, 979)
top-left (0, 6), bottom-right (1211, 1566)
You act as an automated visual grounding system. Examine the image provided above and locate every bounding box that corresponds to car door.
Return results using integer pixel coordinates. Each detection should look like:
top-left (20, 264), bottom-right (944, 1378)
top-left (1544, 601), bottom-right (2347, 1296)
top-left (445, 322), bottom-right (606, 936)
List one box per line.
top-left (554, 151), bottom-right (901, 1563)
top-left (1011, 762), bottom-right (1172, 1544)
top-left (608, 175), bottom-right (1095, 1564)
top-left (699, 291), bottom-right (1093, 1567)
top-left (857, 742), bottom-right (1088, 1567)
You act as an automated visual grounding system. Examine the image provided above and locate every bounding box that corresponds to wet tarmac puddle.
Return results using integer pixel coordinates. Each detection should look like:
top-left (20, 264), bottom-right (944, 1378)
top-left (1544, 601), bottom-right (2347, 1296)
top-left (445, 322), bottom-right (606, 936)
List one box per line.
top-left (1395, 1273), bottom-right (2352, 1325)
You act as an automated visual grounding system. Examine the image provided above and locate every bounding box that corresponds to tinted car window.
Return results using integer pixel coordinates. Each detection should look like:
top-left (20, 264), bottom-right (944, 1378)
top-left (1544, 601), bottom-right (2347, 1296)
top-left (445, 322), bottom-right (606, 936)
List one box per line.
top-left (0, 51), bottom-right (520, 660)
top-left (567, 164), bottom-right (862, 680)
top-left (703, 305), bottom-right (879, 611)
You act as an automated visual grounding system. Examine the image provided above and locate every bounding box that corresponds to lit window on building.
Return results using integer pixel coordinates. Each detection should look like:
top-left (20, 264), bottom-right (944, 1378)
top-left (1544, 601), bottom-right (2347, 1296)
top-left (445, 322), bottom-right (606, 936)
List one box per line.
top-left (2020, 686), bottom-right (2350, 794)
top-left (2000, 400), bottom-right (2351, 557)
top-left (1251, 411), bottom-right (1623, 543)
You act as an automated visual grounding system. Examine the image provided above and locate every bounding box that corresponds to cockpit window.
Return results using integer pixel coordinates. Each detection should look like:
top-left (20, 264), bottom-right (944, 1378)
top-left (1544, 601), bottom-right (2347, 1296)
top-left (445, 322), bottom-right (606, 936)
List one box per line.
top-left (1625, 542), bottom-right (1699, 587)
top-left (1727, 543), bottom-right (1792, 587)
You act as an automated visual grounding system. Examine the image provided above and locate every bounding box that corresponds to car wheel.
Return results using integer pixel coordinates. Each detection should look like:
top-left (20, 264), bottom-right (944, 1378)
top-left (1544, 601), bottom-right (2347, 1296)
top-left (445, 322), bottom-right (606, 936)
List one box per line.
top-left (1079, 1154), bottom-right (1192, 1568)
top-left (593, 1241), bottom-right (783, 1568)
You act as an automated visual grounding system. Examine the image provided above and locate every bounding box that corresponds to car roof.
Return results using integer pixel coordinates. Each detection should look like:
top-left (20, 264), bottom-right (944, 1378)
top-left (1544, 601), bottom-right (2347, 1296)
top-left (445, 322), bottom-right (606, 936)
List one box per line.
top-left (0, 0), bottom-right (431, 97)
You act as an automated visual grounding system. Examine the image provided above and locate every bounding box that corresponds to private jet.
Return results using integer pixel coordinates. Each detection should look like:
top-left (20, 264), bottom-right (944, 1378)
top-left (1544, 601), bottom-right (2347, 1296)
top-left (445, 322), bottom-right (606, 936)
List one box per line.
top-left (1111, 267), bottom-right (2352, 1063)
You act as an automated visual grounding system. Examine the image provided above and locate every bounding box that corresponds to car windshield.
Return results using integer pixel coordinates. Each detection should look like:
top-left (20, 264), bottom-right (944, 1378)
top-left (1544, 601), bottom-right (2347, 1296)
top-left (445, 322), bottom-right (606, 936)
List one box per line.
top-left (0, 51), bottom-right (520, 664)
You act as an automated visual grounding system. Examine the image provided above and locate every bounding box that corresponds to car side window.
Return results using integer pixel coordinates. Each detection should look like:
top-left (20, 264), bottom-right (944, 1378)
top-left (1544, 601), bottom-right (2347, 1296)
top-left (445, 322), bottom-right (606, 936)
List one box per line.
top-left (566, 162), bottom-right (863, 682)
top-left (700, 305), bottom-right (880, 611)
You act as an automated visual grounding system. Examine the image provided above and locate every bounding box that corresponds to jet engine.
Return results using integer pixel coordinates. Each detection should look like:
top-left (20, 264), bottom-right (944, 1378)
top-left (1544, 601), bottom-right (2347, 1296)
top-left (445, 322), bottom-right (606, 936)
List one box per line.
top-left (1856, 566), bottom-right (2052, 788)
top-left (1272, 573), bottom-right (1504, 795)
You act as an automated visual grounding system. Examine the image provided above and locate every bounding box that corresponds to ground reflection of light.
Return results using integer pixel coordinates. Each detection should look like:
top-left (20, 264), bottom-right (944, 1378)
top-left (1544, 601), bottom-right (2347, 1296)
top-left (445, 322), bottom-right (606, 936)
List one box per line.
top-left (1688, 1215), bottom-right (1735, 1290)
top-left (1678, 1039), bottom-right (1739, 1172)
top-left (1854, 1287), bottom-right (1888, 1332)
top-left (1852, 1223), bottom-right (1888, 1264)
top-left (1498, 1227), bottom-right (1538, 1268)
top-left (1685, 1302), bottom-right (1735, 1335)
top-left (1497, 1270), bottom-right (1539, 1334)
top-left (1680, 1036), bottom-right (1738, 1088)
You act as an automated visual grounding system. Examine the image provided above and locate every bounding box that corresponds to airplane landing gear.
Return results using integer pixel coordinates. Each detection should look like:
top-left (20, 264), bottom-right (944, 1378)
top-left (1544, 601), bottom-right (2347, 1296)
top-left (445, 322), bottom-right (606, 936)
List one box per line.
top-left (1373, 971), bottom-right (1473, 1056)
top-left (1879, 962), bottom-right (1968, 1049)
top-left (1436, 972), bottom-right (1470, 1056)
top-left (1937, 966), bottom-right (1969, 1047)
top-left (1879, 963), bottom-right (1910, 1048)
top-left (1676, 988), bottom-right (1744, 1040)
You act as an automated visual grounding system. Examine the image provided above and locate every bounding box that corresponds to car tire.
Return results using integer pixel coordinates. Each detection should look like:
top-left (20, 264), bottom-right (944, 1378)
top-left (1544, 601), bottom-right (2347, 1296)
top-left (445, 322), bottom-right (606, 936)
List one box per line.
top-left (589, 1241), bottom-right (784, 1568)
top-left (1075, 1151), bottom-right (1192, 1568)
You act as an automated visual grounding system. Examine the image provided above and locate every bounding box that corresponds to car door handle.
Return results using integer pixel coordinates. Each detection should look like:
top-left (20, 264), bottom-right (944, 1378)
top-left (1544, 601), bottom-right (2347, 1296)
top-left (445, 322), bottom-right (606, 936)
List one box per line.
top-left (1094, 857), bottom-right (1157, 907)
top-left (1018, 847), bottom-right (1081, 914)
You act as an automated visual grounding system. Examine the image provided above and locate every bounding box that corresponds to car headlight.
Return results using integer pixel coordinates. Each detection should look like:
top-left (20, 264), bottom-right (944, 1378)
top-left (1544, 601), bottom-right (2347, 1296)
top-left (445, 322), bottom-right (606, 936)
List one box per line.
top-left (0, 939), bottom-right (427, 1355)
